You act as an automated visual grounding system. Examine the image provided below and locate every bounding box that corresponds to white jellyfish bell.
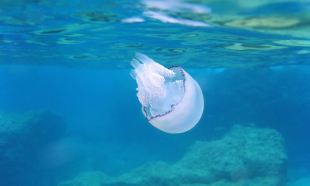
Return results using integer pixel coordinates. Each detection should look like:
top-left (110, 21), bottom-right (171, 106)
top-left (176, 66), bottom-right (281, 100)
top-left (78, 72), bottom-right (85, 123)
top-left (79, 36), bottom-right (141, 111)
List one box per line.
top-left (130, 53), bottom-right (204, 133)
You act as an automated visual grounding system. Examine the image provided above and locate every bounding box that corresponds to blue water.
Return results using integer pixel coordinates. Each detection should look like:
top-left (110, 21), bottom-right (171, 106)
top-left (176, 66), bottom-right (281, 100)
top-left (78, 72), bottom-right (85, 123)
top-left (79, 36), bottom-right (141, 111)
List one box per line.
top-left (1, 65), bottom-right (310, 185)
top-left (1, 0), bottom-right (310, 186)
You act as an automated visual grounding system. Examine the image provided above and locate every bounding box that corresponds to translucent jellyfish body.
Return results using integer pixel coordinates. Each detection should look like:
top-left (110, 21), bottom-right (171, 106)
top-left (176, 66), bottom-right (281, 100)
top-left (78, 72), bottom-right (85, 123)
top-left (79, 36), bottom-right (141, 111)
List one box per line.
top-left (130, 53), bottom-right (204, 133)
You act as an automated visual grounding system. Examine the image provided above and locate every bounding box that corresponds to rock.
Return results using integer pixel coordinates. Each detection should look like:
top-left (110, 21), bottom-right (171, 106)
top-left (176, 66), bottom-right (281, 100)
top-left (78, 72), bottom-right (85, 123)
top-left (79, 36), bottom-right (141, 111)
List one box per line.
top-left (0, 110), bottom-right (67, 185)
top-left (172, 125), bottom-right (287, 185)
top-left (58, 125), bottom-right (287, 186)
top-left (58, 171), bottom-right (111, 186)
top-left (289, 177), bottom-right (310, 186)
top-left (0, 110), bottom-right (66, 159)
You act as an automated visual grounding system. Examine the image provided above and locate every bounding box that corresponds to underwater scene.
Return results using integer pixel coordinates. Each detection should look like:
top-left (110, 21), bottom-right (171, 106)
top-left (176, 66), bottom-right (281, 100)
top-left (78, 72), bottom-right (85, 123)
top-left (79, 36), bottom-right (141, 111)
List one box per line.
top-left (0, 0), bottom-right (310, 185)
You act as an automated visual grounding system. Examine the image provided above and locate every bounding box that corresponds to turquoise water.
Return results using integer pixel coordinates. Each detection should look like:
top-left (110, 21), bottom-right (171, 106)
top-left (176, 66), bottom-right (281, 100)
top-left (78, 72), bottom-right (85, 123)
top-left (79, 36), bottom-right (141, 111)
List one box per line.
top-left (1, 0), bottom-right (310, 68)
top-left (0, 0), bottom-right (310, 186)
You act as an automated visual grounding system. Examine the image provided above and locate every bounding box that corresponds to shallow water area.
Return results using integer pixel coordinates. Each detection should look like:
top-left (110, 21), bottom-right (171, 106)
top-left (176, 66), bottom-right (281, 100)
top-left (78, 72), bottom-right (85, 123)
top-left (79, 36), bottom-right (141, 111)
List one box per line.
top-left (0, 0), bottom-right (310, 68)
top-left (1, 0), bottom-right (310, 186)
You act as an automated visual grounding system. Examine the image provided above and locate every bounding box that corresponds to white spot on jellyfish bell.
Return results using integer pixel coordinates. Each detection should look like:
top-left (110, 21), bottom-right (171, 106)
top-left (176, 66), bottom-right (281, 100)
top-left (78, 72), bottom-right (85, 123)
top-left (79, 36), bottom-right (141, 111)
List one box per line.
top-left (130, 53), bottom-right (204, 133)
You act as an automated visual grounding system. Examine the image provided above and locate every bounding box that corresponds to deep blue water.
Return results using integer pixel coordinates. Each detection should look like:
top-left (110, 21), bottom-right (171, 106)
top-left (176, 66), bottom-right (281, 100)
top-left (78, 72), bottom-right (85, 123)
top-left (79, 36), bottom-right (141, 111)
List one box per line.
top-left (1, 65), bottom-right (310, 185)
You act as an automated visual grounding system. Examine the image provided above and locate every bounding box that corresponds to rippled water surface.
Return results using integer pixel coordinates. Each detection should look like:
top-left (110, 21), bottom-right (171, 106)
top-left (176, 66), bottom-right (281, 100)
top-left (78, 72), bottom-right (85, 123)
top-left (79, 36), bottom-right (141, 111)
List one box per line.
top-left (1, 0), bottom-right (310, 68)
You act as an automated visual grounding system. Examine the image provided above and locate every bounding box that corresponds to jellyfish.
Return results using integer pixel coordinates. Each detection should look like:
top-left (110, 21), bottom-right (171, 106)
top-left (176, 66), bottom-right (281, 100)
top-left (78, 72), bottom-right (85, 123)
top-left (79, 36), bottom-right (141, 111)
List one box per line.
top-left (130, 53), bottom-right (204, 133)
